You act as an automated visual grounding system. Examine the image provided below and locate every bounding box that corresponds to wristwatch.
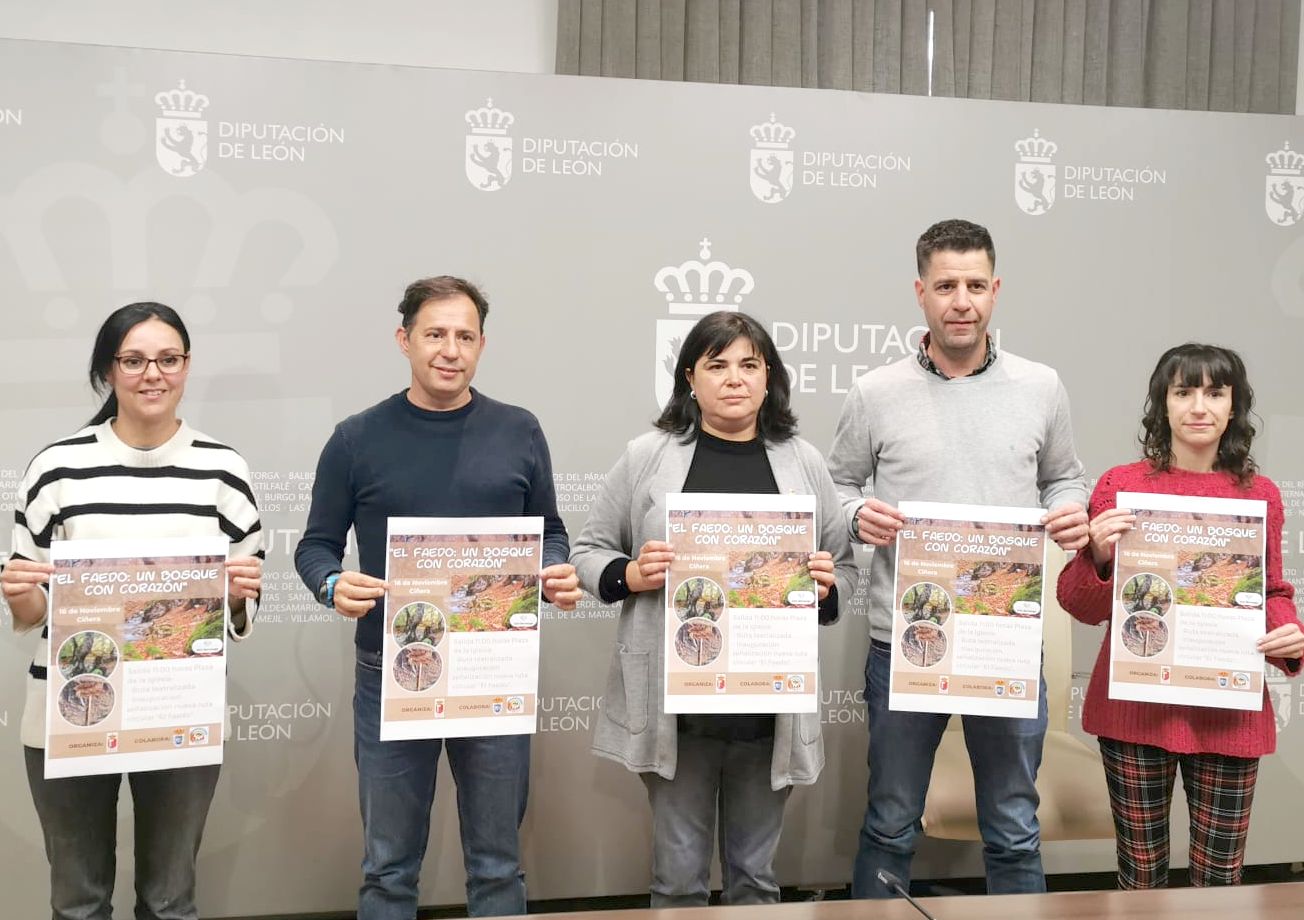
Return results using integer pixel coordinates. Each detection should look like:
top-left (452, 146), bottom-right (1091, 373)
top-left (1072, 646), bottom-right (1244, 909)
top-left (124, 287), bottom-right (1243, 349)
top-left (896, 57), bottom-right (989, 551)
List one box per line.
top-left (317, 572), bottom-right (341, 608)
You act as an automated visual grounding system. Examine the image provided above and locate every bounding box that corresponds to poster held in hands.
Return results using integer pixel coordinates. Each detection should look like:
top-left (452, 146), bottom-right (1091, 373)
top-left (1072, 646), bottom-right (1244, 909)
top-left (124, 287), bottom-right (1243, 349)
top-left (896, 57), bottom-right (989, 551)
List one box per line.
top-left (663, 493), bottom-right (818, 715)
top-left (1108, 492), bottom-right (1266, 711)
top-left (382, 517), bottom-right (544, 740)
top-left (45, 536), bottom-right (230, 778)
top-left (890, 501), bottom-right (1047, 719)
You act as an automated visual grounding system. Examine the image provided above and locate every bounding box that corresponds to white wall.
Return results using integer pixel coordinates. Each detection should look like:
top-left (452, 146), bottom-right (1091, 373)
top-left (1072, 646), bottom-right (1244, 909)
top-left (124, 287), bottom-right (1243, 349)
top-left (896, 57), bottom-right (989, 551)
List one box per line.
top-left (0, 0), bottom-right (558, 72)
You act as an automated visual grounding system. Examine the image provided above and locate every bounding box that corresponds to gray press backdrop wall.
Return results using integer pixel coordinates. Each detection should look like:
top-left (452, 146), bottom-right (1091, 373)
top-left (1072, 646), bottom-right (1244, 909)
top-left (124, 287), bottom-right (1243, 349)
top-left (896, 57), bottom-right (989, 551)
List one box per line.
top-left (1, 37), bottom-right (1303, 919)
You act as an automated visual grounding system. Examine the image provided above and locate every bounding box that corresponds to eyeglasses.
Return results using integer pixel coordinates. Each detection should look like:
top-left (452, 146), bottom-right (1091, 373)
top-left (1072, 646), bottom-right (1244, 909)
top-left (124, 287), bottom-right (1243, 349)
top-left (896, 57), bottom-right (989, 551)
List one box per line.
top-left (113, 353), bottom-right (190, 375)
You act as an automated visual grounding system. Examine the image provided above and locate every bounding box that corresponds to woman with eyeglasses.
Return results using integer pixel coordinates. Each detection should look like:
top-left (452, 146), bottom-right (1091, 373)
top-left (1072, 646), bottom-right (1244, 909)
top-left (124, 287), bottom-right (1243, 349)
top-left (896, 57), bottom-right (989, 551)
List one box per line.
top-left (1, 302), bottom-right (263, 920)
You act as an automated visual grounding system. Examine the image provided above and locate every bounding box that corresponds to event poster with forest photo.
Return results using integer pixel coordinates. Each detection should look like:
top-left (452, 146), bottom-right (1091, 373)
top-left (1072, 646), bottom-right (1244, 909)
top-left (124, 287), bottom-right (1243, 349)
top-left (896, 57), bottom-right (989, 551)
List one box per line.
top-left (1109, 492), bottom-right (1266, 710)
top-left (45, 537), bottom-right (229, 778)
top-left (890, 502), bottom-right (1047, 719)
top-left (381, 517), bottom-right (544, 739)
top-left (663, 494), bottom-right (818, 715)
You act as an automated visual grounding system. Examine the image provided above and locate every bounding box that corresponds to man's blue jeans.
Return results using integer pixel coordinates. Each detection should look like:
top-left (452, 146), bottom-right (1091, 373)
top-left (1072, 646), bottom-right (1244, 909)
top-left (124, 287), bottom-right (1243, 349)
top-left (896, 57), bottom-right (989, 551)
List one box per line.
top-left (353, 648), bottom-right (530, 919)
top-left (24, 745), bottom-right (220, 920)
top-left (851, 640), bottom-right (1048, 897)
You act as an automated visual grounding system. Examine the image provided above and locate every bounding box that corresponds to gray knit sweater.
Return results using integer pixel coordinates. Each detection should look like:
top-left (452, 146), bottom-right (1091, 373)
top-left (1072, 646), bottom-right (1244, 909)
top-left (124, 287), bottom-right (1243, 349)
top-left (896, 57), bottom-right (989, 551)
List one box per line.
top-left (826, 350), bottom-right (1087, 644)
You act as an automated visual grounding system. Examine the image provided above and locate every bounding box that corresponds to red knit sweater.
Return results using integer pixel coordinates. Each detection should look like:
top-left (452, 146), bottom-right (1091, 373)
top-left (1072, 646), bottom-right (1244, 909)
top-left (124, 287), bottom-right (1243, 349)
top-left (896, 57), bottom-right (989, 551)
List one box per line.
top-left (1056, 460), bottom-right (1302, 757)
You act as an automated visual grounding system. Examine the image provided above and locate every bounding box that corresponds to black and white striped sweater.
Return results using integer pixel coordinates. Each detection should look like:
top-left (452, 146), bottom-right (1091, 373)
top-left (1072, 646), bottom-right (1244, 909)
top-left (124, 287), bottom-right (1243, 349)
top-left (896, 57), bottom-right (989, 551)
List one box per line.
top-left (6, 420), bottom-right (263, 748)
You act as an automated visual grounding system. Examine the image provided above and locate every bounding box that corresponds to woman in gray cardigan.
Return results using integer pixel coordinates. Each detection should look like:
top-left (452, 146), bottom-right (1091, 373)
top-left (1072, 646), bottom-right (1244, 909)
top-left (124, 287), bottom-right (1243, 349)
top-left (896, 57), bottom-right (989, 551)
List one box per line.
top-left (570, 311), bottom-right (857, 908)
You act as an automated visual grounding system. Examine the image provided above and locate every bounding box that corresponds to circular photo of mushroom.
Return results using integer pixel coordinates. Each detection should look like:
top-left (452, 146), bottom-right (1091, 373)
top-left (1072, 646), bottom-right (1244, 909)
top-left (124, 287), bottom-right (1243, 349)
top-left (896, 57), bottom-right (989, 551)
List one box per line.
top-left (1121, 614), bottom-right (1169, 658)
top-left (674, 620), bottom-right (723, 667)
top-left (901, 621), bottom-right (947, 668)
top-left (57, 675), bottom-right (116, 727)
top-left (393, 644), bottom-right (443, 691)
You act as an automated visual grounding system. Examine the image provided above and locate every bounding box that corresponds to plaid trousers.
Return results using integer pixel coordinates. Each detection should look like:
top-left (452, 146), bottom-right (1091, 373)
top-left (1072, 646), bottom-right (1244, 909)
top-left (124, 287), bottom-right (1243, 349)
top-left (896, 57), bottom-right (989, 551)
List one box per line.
top-left (1098, 737), bottom-right (1259, 889)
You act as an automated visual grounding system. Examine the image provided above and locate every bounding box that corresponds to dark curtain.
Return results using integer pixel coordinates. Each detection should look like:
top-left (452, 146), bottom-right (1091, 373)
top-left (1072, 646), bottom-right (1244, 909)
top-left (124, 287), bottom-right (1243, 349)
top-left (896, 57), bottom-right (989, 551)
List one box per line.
top-left (557, 0), bottom-right (1300, 113)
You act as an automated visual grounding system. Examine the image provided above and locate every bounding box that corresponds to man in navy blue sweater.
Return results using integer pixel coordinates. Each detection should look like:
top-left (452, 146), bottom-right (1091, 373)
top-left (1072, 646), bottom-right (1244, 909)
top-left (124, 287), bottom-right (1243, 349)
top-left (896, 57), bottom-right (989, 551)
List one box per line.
top-left (295, 276), bottom-right (580, 919)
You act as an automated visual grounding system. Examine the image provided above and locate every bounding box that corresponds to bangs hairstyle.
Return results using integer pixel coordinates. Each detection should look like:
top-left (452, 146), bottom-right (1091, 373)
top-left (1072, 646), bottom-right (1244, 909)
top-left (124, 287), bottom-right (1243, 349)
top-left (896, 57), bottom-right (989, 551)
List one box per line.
top-left (1141, 343), bottom-right (1257, 486)
top-left (88, 302), bottom-right (190, 426)
top-left (655, 310), bottom-right (797, 443)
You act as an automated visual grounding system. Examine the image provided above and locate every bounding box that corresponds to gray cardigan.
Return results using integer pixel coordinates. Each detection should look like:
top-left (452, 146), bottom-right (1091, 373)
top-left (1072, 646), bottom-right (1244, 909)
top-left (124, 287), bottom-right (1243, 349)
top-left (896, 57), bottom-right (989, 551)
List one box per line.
top-left (570, 430), bottom-right (857, 790)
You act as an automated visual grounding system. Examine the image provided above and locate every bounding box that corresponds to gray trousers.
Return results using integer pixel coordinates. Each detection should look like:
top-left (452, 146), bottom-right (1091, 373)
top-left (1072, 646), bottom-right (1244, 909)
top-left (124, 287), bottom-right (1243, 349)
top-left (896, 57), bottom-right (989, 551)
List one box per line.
top-left (641, 732), bottom-right (791, 908)
top-left (24, 745), bottom-right (219, 920)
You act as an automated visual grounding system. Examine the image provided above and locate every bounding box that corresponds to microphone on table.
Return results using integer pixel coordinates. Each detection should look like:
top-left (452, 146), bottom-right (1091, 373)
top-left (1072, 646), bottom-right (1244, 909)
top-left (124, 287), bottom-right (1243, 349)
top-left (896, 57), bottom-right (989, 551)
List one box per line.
top-left (876, 870), bottom-right (939, 920)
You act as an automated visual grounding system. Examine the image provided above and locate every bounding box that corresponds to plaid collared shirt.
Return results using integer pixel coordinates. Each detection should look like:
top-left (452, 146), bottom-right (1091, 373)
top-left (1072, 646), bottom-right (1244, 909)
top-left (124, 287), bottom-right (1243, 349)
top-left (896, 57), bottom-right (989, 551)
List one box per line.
top-left (916, 332), bottom-right (997, 380)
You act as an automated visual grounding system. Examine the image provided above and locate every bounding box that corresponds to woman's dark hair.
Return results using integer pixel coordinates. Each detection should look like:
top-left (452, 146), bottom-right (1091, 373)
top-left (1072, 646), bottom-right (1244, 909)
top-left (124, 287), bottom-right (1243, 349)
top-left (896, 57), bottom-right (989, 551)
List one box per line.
top-left (655, 310), bottom-right (797, 443)
top-left (1141, 343), bottom-right (1257, 486)
top-left (87, 302), bottom-right (191, 426)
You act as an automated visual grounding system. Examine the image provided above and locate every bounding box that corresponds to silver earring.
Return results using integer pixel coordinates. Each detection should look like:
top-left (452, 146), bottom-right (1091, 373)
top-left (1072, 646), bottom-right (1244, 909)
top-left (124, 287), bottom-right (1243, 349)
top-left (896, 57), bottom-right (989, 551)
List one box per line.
top-left (690, 389), bottom-right (696, 400)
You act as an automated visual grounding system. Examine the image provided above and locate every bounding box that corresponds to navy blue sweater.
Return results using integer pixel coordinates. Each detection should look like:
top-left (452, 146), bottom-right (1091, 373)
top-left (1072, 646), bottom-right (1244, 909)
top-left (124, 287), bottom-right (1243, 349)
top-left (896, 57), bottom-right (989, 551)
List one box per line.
top-left (294, 389), bottom-right (570, 652)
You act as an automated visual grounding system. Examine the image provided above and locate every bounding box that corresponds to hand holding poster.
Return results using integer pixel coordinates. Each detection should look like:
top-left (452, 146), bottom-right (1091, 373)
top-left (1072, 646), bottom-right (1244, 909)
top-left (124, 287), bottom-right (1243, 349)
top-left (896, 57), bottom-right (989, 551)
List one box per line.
top-left (1109, 492), bottom-right (1267, 710)
top-left (45, 537), bottom-right (230, 778)
top-left (663, 494), bottom-right (818, 714)
top-left (890, 502), bottom-right (1047, 718)
top-left (381, 517), bottom-right (544, 740)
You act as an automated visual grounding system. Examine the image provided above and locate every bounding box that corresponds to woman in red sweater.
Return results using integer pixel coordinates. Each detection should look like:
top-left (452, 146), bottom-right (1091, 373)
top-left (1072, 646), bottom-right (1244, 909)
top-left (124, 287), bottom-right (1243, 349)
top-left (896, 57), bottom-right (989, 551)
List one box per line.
top-left (1057, 343), bottom-right (1303, 889)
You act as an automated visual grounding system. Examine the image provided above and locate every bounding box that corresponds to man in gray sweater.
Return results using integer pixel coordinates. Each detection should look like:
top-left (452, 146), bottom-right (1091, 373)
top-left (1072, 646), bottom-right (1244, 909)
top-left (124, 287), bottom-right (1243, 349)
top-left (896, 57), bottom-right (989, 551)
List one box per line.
top-left (827, 219), bottom-right (1089, 898)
